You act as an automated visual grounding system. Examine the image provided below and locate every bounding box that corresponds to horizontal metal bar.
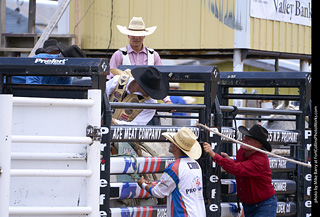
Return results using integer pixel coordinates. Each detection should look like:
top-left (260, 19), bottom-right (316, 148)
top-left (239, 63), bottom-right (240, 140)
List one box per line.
top-left (9, 206), bottom-right (92, 215)
top-left (110, 182), bottom-right (156, 199)
top-left (11, 152), bottom-right (86, 161)
top-left (10, 169), bottom-right (92, 177)
top-left (110, 156), bottom-right (174, 174)
top-left (223, 157), bottom-right (296, 172)
top-left (222, 94), bottom-right (300, 101)
top-left (221, 179), bottom-right (296, 195)
top-left (13, 97), bottom-right (94, 107)
top-left (155, 114), bottom-right (199, 119)
top-left (221, 106), bottom-right (302, 115)
top-left (224, 117), bottom-right (296, 121)
top-left (111, 178), bottom-right (297, 200)
top-left (109, 202), bottom-right (296, 216)
top-left (107, 126), bottom-right (199, 143)
top-left (220, 127), bottom-right (300, 144)
top-left (110, 102), bottom-right (206, 110)
top-left (169, 90), bottom-right (205, 97)
top-left (110, 103), bottom-right (302, 116)
top-left (11, 135), bottom-right (92, 144)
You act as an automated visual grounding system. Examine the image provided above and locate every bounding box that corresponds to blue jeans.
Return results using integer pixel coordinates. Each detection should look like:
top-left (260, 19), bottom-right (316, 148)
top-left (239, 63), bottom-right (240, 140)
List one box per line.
top-left (242, 195), bottom-right (277, 217)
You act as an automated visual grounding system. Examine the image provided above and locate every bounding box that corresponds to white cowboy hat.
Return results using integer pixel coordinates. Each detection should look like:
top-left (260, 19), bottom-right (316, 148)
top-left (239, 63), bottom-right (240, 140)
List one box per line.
top-left (117, 17), bottom-right (157, 36)
top-left (162, 127), bottom-right (202, 160)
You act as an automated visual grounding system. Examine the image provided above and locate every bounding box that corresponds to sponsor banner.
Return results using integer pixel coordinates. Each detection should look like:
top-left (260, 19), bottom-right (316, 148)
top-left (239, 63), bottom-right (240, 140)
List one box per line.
top-left (276, 201), bottom-right (297, 215)
top-left (110, 156), bottom-right (174, 174)
top-left (250, 0), bottom-right (311, 26)
top-left (110, 182), bottom-right (155, 199)
top-left (227, 157), bottom-right (296, 172)
top-left (109, 126), bottom-right (299, 144)
top-left (221, 127), bottom-right (300, 144)
top-left (109, 202), bottom-right (296, 217)
top-left (108, 126), bottom-right (199, 142)
top-left (221, 179), bottom-right (296, 195)
top-left (110, 206), bottom-right (165, 217)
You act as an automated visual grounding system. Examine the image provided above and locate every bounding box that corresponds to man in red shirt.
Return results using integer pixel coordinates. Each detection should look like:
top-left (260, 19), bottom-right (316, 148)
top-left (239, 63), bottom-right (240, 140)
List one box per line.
top-left (203, 124), bottom-right (277, 217)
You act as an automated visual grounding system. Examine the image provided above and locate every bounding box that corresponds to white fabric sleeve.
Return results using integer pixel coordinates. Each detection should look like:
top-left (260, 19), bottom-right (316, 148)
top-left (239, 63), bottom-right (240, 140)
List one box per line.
top-left (149, 171), bottom-right (176, 198)
top-left (105, 75), bottom-right (120, 98)
top-left (162, 96), bottom-right (171, 103)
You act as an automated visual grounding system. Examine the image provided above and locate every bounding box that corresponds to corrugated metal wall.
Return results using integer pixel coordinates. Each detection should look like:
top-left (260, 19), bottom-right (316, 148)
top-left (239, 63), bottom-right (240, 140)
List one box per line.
top-left (69, 0), bottom-right (311, 55)
top-left (69, 0), bottom-right (235, 50)
top-left (250, 17), bottom-right (311, 54)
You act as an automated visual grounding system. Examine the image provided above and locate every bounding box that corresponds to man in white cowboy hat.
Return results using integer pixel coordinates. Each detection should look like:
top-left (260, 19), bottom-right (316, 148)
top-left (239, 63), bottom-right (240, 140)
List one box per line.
top-left (109, 17), bottom-right (172, 108)
top-left (109, 17), bottom-right (162, 79)
top-left (106, 66), bottom-right (169, 125)
top-left (203, 124), bottom-right (277, 217)
top-left (137, 127), bottom-right (206, 217)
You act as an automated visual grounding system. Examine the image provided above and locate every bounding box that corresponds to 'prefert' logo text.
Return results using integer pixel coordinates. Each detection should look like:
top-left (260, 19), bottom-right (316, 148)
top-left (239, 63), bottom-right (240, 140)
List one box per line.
top-left (34, 58), bottom-right (68, 65)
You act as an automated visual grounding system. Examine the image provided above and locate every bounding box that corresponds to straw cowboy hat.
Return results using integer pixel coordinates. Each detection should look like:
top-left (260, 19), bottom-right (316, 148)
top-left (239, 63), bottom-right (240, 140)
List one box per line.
top-left (117, 17), bottom-right (157, 36)
top-left (131, 66), bottom-right (169, 100)
top-left (238, 124), bottom-right (272, 152)
top-left (162, 127), bottom-right (202, 160)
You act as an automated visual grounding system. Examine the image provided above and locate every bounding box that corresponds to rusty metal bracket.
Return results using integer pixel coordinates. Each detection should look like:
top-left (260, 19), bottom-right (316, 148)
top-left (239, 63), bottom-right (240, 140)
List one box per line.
top-left (86, 125), bottom-right (101, 144)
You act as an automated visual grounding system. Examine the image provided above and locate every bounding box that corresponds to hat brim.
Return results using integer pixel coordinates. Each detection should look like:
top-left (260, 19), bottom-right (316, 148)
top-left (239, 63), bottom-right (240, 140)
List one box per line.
top-left (131, 67), bottom-right (169, 100)
top-left (238, 126), bottom-right (272, 152)
top-left (117, 25), bottom-right (157, 36)
top-left (162, 132), bottom-right (202, 160)
top-left (59, 45), bottom-right (87, 58)
top-left (43, 45), bottom-right (60, 53)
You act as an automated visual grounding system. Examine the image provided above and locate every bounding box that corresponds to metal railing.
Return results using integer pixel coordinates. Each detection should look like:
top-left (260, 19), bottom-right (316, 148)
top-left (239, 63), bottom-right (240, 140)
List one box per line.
top-left (0, 90), bottom-right (101, 216)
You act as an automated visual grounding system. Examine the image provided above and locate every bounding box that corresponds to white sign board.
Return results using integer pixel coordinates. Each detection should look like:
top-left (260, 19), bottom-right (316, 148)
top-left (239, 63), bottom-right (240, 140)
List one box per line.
top-left (250, 0), bottom-right (311, 27)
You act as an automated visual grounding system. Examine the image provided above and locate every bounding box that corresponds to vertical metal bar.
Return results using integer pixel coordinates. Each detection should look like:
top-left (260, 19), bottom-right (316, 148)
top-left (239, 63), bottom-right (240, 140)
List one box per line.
top-left (87, 90), bottom-right (102, 217)
top-left (100, 92), bottom-right (112, 217)
top-left (203, 70), bottom-right (222, 217)
top-left (0, 94), bottom-right (13, 217)
top-left (296, 78), bottom-right (307, 217)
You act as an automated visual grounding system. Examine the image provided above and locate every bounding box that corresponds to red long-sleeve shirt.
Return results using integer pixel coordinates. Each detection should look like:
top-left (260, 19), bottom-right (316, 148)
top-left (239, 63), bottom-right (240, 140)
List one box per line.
top-left (213, 147), bottom-right (275, 204)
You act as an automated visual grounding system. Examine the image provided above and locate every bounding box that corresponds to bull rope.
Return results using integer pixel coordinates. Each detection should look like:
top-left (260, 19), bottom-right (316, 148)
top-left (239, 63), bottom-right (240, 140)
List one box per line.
top-left (196, 123), bottom-right (311, 168)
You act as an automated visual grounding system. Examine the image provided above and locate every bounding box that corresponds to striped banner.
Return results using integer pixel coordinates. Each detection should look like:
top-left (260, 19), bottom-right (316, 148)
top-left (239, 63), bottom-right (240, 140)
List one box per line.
top-left (110, 202), bottom-right (296, 216)
top-left (110, 156), bottom-right (295, 175)
top-left (110, 156), bottom-right (174, 174)
top-left (110, 206), bottom-right (165, 217)
top-left (110, 182), bottom-right (156, 199)
top-left (111, 178), bottom-right (296, 200)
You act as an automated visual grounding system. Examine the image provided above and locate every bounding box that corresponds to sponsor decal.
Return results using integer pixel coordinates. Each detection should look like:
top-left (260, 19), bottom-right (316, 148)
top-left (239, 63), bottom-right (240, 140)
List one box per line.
top-left (34, 58), bottom-right (68, 65)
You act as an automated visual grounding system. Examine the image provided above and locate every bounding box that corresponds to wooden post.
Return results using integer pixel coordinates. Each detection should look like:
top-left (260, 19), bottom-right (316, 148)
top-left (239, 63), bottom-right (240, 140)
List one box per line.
top-left (0, 0), bottom-right (6, 47)
top-left (28, 0), bottom-right (71, 57)
top-left (75, 0), bottom-right (81, 48)
top-left (28, 0), bottom-right (36, 33)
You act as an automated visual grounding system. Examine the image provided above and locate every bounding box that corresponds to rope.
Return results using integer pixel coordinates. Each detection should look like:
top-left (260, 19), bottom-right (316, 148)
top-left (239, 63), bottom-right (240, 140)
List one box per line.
top-left (196, 123), bottom-right (311, 168)
top-left (111, 154), bottom-right (141, 180)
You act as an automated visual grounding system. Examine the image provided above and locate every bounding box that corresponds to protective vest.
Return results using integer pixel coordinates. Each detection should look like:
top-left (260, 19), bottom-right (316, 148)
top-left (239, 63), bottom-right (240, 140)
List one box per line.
top-left (119, 47), bottom-right (155, 65)
top-left (110, 74), bottom-right (150, 122)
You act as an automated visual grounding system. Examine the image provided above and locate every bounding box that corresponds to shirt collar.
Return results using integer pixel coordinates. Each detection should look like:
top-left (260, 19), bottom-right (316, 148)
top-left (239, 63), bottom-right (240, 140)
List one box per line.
top-left (127, 44), bottom-right (147, 54)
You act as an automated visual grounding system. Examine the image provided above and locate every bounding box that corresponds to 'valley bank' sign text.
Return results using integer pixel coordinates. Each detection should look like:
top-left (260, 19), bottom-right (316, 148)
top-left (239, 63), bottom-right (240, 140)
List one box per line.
top-left (250, 0), bottom-right (311, 27)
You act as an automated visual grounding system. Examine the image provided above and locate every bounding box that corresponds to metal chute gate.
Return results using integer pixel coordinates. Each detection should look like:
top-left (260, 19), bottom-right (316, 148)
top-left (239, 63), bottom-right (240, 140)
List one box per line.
top-left (0, 58), bottom-right (312, 217)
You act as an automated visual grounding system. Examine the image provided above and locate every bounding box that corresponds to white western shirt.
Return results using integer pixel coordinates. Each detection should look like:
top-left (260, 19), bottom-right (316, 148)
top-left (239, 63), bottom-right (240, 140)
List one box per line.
top-left (105, 75), bottom-right (156, 125)
top-left (148, 156), bottom-right (206, 217)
